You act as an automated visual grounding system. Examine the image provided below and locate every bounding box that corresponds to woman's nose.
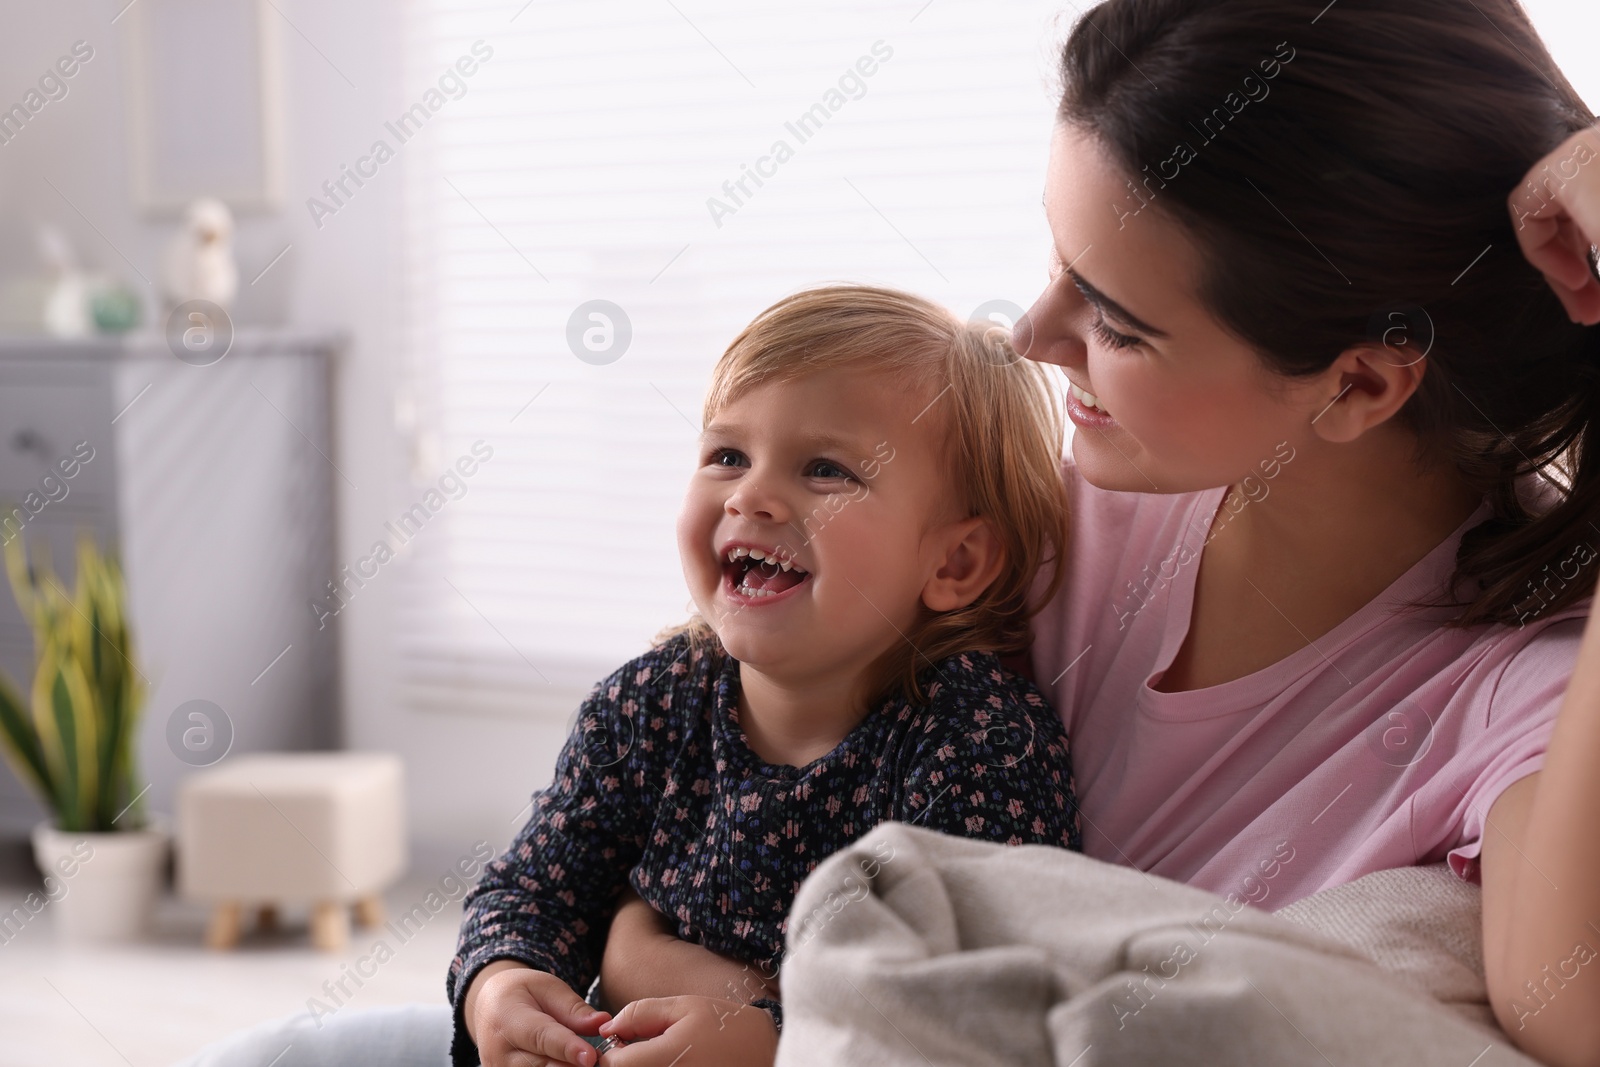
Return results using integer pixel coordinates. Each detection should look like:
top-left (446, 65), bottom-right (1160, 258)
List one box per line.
top-left (1017, 277), bottom-right (1086, 368)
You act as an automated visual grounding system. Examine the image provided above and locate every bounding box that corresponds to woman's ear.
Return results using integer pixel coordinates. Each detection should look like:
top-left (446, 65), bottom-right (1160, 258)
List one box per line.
top-left (922, 517), bottom-right (1006, 613)
top-left (1306, 342), bottom-right (1428, 444)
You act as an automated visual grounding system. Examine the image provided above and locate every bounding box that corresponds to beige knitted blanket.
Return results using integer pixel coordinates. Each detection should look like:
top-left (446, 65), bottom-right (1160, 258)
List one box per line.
top-left (774, 822), bottom-right (1532, 1067)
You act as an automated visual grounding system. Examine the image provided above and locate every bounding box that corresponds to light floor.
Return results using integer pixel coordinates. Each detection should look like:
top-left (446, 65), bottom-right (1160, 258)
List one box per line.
top-left (0, 838), bottom-right (462, 1067)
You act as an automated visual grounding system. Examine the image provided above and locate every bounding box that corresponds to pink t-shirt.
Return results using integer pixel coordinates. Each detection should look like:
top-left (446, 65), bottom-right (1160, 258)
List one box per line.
top-left (1031, 457), bottom-right (1590, 908)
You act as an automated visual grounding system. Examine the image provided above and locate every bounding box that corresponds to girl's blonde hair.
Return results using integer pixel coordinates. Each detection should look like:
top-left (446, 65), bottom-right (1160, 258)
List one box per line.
top-left (658, 283), bottom-right (1069, 706)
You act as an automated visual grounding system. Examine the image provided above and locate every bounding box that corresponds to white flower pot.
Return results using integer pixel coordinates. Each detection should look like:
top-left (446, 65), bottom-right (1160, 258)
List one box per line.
top-left (30, 820), bottom-right (170, 943)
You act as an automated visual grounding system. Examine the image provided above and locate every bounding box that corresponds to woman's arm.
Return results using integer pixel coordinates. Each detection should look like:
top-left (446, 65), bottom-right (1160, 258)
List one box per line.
top-left (598, 888), bottom-right (778, 1011)
top-left (1487, 133), bottom-right (1600, 1064)
top-left (1482, 594), bottom-right (1600, 1065)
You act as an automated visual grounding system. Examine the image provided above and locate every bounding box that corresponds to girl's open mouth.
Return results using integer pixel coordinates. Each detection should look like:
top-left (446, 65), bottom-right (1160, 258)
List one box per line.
top-left (721, 545), bottom-right (811, 604)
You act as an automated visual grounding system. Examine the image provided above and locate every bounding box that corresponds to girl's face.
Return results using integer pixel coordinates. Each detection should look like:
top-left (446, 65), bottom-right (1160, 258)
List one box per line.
top-left (1022, 122), bottom-right (1329, 491)
top-left (677, 364), bottom-right (956, 687)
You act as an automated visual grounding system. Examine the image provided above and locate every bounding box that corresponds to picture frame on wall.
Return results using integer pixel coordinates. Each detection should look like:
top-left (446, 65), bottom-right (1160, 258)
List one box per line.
top-left (121, 0), bottom-right (286, 215)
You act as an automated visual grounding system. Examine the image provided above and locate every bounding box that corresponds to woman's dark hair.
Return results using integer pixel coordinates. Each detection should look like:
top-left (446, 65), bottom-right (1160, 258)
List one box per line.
top-left (1058, 0), bottom-right (1600, 627)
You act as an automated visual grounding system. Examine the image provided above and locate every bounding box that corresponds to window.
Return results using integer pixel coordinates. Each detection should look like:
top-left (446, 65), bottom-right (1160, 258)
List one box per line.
top-left (396, 0), bottom-right (1068, 718)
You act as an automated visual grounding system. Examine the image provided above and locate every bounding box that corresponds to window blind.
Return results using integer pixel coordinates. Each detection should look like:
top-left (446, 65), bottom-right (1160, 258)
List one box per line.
top-left (396, 0), bottom-right (1072, 719)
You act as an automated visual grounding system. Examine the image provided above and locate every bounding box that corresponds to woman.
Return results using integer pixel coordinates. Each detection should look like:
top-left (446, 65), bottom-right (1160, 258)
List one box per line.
top-left (179, 0), bottom-right (1600, 1064)
top-left (591, 1), bottom-right (1600, 1064)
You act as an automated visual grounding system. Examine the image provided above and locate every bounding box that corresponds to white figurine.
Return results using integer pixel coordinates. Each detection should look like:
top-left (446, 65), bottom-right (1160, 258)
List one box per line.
top-left (38, 225), bottom-right (93, 338)
top-left (161, 198), bottom-right (239, 310)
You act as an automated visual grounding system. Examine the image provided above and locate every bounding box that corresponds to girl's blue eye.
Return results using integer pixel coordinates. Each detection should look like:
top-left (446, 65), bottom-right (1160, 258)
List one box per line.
top-left (1088, 316), bottom-right (1142, 350)
top-left (807, 459), bottom-right (854, 481)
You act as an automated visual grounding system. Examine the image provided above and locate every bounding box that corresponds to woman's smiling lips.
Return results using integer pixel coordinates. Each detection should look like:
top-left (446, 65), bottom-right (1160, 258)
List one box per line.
top-left (1065, 379), bottom-right (1117, 429)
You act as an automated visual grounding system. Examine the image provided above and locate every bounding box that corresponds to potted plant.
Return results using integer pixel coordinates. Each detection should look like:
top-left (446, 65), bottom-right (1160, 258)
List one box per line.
top-left (0, 531), bottom-right (167, 941)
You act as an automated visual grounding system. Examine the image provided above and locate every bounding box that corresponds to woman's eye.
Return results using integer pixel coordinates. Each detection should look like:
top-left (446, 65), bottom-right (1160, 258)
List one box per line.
top-left (708, 448), bottom-right (746, 468)
top-left (1088, 317), bottom-right (1143, 351)
top-left (807, 459), bottom-right (854, 480)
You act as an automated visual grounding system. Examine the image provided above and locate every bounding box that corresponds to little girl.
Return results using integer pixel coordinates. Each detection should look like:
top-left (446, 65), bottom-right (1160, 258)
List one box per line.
top-left (446, 284), bottom-right (1080, 1067)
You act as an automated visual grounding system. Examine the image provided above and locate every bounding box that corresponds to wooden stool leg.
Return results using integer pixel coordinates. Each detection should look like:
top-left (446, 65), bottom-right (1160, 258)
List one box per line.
top-left (353, 894), bottom-right (384, 928)
top-left (256, 904), bottom-right (280, 934)
top-left (310, 900), bottom-right (350, 951)
top-left (206, 902), bottom-right (242, 950)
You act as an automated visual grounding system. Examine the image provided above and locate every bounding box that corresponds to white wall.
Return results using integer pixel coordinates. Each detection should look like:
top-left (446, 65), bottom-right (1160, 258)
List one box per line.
top-left (1522, 0), bottom-right (1600, 113)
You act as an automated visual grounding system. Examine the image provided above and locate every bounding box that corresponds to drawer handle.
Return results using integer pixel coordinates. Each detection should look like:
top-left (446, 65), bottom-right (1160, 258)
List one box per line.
top-left (10, 429), bottom-right (50, 459)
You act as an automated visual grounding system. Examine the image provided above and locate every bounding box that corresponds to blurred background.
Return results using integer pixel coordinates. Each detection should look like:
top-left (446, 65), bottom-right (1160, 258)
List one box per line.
top-left (0, 0), bottom-right (1594, 1063)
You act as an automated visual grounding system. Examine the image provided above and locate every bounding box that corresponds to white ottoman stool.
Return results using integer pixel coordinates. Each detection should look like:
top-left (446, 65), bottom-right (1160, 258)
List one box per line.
top-left (177, 752), bottom-right (407, 951)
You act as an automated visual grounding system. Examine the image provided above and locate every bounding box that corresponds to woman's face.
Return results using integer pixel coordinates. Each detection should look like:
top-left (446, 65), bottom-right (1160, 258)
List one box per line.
top-left (1020, 121), bottom-right (1329, 493)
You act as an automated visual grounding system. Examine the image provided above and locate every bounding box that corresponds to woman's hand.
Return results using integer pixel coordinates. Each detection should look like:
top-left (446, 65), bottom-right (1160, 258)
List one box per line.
top-left (465, 960), bottom-right (611, 1067)
top-left (599, 888), bottom-right (778, 1010)
top-left (598, 996), bottom-right (779, 1067)
top-left (1509, 122), bottom-right (1600, 324)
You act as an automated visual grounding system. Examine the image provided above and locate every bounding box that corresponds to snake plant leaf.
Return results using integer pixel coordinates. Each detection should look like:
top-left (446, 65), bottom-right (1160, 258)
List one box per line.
top-left (62, 653), bottom-right (100, 832)
top-left (2, 521), bottom-right (29, 600)
top-left (2, 526), bottom-right (41, 641)
top-left (33, 617), bottom-right (100, 833)
top-left (0, 670), bottom-right (50, 801)
top-left (71, 544), bottom-right (108, 699)
top-left (79, 540), bottom-right (143, 828)
top-left (31, 632), bottom-right (76, 828)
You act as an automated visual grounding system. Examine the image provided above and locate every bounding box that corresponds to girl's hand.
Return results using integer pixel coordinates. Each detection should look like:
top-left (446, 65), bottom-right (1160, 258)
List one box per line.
top-left (599, 888), bottom-right (778, 1009)
top-left (598, 996), bottom-right (779, 1067)
top-left (466, 961), bottom-right (612, 1067)
top-left (1509, 122), bottom-right (1600, 325)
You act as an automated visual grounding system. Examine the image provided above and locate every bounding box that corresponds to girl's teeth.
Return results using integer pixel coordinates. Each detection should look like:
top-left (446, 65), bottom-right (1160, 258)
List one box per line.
top-left (725, 545), bottom-right (806, 572)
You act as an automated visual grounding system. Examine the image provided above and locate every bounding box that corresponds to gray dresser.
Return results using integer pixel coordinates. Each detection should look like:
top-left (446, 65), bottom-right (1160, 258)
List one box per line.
top-left (0, 330), bottom-right (340, 835)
